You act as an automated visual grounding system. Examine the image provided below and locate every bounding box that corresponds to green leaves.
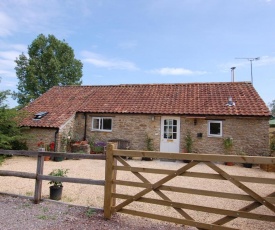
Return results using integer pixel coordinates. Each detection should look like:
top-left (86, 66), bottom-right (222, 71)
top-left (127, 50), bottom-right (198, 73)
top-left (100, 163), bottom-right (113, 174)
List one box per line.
top-left (14, 34), bottom-right (83, 106)
top-left (49, 168), bottom-right (69, 187)
top-left (269, 100), bottom-right (275, 116)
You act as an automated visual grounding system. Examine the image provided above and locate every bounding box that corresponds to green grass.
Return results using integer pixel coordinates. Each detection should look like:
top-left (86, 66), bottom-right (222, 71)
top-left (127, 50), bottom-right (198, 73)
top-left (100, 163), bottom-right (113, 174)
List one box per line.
top-left (37, 215), bottom-right (48, 220)
top-left (85, 207), bottom-right (96, 217)
top-left (0, 155), bottom-right (6, 165)
top-left (62, 195), bottom-right (74, 203)
top-left (25, 191), bottom-right (34, 196)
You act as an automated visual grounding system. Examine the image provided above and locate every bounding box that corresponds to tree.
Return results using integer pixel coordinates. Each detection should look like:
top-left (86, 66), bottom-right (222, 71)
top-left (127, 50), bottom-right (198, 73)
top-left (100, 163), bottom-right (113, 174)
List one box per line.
top-left (269, 100), bottom-right (275, 116)
top-left (0, 78), bottom-right (27, 150)
top-left (14, 34), bottom-right (83, 106)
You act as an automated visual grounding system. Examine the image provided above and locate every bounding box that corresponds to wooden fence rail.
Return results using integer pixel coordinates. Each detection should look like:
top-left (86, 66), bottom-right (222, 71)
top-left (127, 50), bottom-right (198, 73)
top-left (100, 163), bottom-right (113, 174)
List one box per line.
top-left (0, 150), bottom-right (106, 203)
top-left (1, 147), bottom-right (275, 229)
top-left (104, 144), bottom-right (275, 230)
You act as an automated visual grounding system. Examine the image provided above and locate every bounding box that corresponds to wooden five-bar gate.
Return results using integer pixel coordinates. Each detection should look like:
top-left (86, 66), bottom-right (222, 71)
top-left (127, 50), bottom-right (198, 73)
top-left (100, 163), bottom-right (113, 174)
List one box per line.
top-left (0, 145), bottom-right (275, 230)
top-left (104, 144), bottom-right (275, 230)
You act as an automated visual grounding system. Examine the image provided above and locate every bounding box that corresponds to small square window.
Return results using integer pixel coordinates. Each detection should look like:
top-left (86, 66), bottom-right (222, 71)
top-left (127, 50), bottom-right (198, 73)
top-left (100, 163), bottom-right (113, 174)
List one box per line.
top-left (92, 117), bottom-right (112, 131)
top-left (208, 120), bottom-right (222, 137)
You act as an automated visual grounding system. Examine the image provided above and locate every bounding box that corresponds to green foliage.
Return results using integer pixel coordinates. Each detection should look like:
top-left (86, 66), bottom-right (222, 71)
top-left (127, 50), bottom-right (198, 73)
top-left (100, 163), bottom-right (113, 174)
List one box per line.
top-left (0, 155), bottom-right (6, 165)
top-left (85, 207), bottom-right (96, 217)
top-left (223, 137), bottom-right (233, 150)
top-left (0, 80), bottom-right (10, 107)
top-left (145, 134), bottom-right (154, 151)
top-left (0, 85), bottom-right (28, 149)
top-left (48, 169), bottom-right (69, 187)
top-left (269, 100), bottom-right (275, 115)
top-left (270, 134), bottom-right (275, 151)
top-left (185, 131), bottom-right (193, 153)
top-left (14, 34), bottom-right (83, 106)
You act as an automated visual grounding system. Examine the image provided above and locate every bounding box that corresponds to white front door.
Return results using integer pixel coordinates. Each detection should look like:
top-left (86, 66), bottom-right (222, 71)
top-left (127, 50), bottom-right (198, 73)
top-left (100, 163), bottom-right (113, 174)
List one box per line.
top-left (160, 117), bottom-right (180, 153)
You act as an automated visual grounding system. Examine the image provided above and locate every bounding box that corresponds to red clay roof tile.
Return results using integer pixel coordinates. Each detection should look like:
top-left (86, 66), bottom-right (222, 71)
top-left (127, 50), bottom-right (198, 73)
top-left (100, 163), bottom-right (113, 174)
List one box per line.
top-left (20, 82), bottom-right (270, 128)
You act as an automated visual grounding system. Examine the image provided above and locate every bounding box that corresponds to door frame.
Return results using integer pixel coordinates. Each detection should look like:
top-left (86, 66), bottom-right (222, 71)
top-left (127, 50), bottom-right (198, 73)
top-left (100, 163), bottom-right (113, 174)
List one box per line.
top-left (160, 116), bottom-right (180, 153)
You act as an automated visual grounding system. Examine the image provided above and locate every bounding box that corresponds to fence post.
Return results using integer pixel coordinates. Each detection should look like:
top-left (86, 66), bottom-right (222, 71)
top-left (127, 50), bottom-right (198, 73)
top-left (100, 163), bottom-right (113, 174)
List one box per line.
top-left (34, 154), bottom-right (44, 204)
top-left (104, 143), bottom-right (117, 219)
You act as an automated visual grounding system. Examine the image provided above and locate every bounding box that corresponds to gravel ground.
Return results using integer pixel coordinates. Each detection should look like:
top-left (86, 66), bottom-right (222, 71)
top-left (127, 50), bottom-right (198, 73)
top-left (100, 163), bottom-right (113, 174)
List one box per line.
top-left (0, 156), bottom-right (274, 229)
top-left (0, 194), bottom-right (186, 230)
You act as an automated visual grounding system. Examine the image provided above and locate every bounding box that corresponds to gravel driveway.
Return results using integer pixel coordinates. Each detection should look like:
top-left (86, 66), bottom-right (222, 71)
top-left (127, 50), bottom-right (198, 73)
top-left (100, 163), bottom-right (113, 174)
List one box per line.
top-left (0, 156), bottom-right (274, 229)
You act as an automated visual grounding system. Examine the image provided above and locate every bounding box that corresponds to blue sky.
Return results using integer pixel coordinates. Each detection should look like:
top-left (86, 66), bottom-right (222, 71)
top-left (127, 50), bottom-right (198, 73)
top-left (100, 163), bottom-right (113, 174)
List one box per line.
top-left (0, 0), bottom-right (274, 108)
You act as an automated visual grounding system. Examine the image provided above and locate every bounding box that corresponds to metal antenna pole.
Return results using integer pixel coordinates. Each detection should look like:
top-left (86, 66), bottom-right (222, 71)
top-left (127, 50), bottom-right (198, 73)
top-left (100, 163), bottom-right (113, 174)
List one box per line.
top-left (250, 59), bottom-right (254, 84)
top-left (235, 57), bottom-right (260, 85)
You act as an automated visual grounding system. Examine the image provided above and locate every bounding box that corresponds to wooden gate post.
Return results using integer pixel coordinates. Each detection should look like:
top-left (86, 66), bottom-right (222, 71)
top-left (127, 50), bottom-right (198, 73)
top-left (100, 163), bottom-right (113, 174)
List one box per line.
top-left (34, 154), bottom-right (44, 204)
top-left (104, 143), bottom-right (117, 219)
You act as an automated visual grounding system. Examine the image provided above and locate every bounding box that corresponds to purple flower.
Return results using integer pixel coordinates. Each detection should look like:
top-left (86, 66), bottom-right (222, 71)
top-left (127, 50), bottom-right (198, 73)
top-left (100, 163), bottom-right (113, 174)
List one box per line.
top-left (95, 141), bottom-right (106, 147)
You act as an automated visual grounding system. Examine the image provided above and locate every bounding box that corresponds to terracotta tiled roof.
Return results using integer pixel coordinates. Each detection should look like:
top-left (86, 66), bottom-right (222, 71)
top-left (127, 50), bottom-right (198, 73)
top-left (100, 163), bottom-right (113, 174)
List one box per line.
top-left (20, 82), bottom-right (271, 128)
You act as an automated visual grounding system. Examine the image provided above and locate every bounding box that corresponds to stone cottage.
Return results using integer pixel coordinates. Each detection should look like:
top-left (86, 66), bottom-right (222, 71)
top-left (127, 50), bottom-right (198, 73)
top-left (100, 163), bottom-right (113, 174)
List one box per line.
top-left (20, 82), bottom-right (271, 155)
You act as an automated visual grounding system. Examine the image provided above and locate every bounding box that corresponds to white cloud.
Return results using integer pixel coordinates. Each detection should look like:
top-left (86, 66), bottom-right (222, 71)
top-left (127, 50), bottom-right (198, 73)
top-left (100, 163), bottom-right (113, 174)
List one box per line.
top-left (0, 1), bottom-right (73, 38)
top-left (0, 70), bottom-right (16, 78)
top-left (0, 50), bottom-right (22, 79)
top-left (150, 67), bottom-right (207, 76)
top-left (0, 51), bottom-right (21, 61)
top-left (0, 12), bottom-right (16, 36)
top-left (81, 51), bottom-right (138, 71)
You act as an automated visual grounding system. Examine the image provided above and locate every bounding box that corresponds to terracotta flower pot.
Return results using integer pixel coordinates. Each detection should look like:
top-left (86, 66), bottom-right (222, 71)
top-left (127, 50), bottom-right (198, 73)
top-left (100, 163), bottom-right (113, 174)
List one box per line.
top-left (44, 156), bottom-right (51, 161)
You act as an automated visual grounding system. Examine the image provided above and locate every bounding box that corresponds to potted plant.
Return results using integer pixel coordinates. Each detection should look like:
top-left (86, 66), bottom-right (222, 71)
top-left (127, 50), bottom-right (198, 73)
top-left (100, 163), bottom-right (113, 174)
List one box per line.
top-left (142, 134), bottom-right (154, 161)
top-left (238, 149), bottom-right (253, 168)
top-left (44, 144), bottom-right (51, 161)
top-left (91, 141), bottom-right (106, 154)
top-left (183, 131), bottom-right (193, 163)
top-left (260, 135), bottom-right (275, 172)
top-left (223, 137), bottom-right (234, 166)
top-left (48, 168), bottom-right (69, 200)
top-left (37, 141), bottom-right (45, 151)
top-left (38, 141), bottom-right (50, 160)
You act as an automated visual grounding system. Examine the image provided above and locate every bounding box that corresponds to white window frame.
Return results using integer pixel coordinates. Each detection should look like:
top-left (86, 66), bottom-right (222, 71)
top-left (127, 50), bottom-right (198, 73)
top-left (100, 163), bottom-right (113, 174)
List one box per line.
top-left (92, 117), bottom-right (113, 132)
top-left (207, 120), bottom-right (222, 137)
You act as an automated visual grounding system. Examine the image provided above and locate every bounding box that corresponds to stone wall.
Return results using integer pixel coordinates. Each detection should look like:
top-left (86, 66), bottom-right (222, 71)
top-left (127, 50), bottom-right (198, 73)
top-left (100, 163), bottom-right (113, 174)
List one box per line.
top-left (23, 128), bottom-right (57, 151)
top-left (22, 115), bottom-right (76, 152)
top-left (36, 113), bottom-right (269, 156)
top-left (75, 114), bottom-right (269, 155)
top-left (57, 115), bottom-right (76, 152)
top-left (80, 114), bottom-right (160, 151)
top-left (182, 116), bottom-right (270, 156)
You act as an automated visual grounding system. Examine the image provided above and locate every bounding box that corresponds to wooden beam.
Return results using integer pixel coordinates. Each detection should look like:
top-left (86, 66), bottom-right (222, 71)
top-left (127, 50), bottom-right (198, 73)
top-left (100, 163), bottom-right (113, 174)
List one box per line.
top-left (0, 149), bottom-right (106, 160)
top-left (116, 156), bottom-right (194, 221)
top-left (113, 193), bottom-right (275, 222)
top-left (213, 191), bottom-right (275, 225)
top-left (114, 166), bottom-right (275, 184)
top-left (113, 150), bottom-right (275, 164)
top-left (104, 144), bottom-right (117, 219)
top-left (112, 161), bottom-right (198, 213)
top-left (38, 175), bottom-right (105, 186)
top-left (205, 162), bottom-right (275, 213)
top-left (34, 155), bottom-right (44, 204)
top-left (0, 170), bottom-right (36, 179)
top-left (120, 208), bottom-right (238, 230)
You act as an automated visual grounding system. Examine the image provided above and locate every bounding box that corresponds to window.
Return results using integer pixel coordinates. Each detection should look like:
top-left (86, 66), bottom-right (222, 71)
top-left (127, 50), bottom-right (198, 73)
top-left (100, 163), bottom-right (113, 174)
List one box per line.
top-left (163, 119), bottom-right (177, 139)
top-left (33, 111), bottom-right (48, 120)
top-left (92, 117), bottom-right (112, 131)
top-left (208, 120), bottom-right (222, 137)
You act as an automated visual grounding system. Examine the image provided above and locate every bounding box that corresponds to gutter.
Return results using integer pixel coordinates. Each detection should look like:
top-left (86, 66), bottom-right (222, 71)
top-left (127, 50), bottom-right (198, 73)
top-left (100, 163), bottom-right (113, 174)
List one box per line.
top-left (54, 128), bottom-right (59, 152)
top-left (84, 113), bottom-right (87, 141)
